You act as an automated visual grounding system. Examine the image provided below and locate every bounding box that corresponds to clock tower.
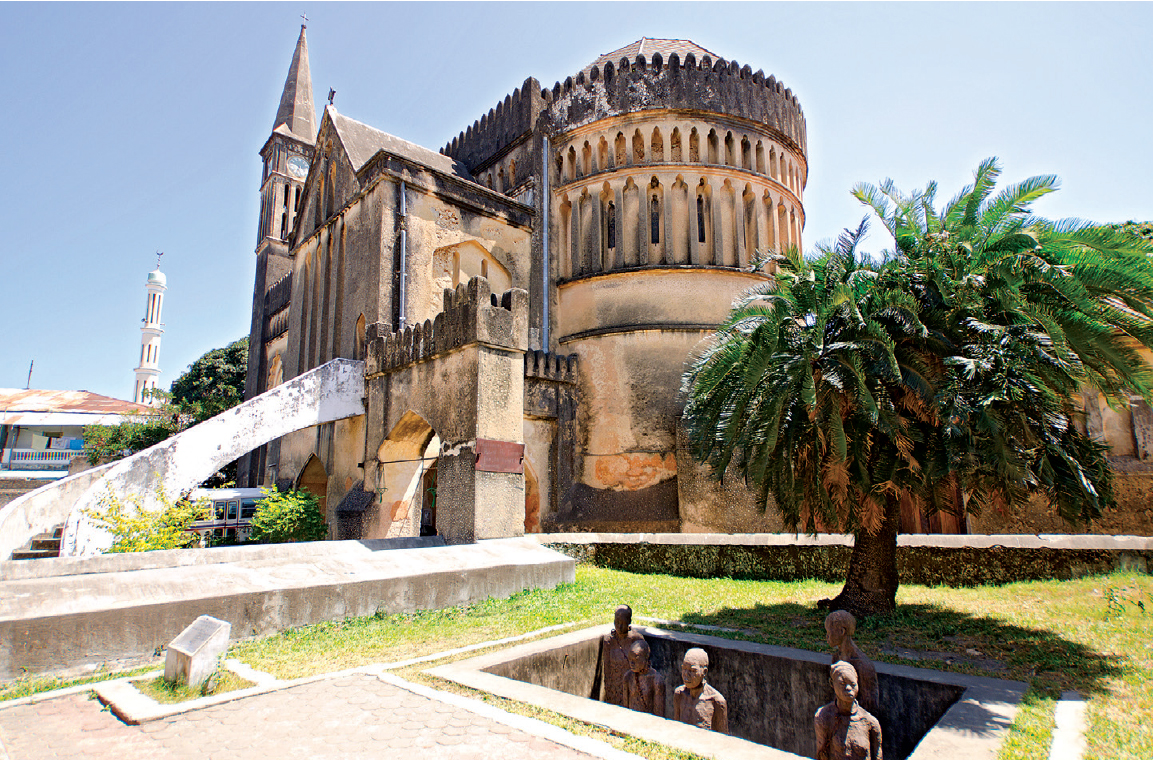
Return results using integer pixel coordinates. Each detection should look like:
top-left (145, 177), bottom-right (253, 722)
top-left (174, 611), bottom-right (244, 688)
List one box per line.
top-left (241, 22), bottom-right (318, 486)
top-left (256, 22), bottom-right (316, 252)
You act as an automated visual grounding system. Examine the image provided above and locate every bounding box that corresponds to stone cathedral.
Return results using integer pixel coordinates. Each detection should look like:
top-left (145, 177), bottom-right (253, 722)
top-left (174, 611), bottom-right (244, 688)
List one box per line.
top-left (240, 28), bottom-right (1152, 542)
top-left (239, 27), bottom-right (811, 540)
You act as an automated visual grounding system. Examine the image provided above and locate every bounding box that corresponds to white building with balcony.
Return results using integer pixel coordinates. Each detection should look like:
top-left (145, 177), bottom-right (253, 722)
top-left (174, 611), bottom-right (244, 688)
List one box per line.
top-left (0, 389), bottom-right (152, 473)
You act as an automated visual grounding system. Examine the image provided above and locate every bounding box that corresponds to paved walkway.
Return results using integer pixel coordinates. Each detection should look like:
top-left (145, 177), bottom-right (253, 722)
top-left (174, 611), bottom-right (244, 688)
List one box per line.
top-left (0, 673), bottom-right (624, 760)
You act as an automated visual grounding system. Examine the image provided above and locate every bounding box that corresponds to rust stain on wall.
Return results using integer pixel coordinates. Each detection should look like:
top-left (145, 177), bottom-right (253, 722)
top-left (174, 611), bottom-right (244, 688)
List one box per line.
top-left (389, 500), bottom-right (408, 521)
top-left (593, 452), bottom-right (677, 491)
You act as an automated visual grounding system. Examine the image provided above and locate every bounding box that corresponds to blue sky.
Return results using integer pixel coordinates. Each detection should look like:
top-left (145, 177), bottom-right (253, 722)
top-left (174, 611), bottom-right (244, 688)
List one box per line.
top-left (1, 2), bottom-right (1151, 400)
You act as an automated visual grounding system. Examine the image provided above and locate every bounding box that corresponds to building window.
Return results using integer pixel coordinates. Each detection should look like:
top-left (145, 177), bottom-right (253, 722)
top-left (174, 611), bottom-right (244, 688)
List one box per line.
top-left (606, 202), bottom-right (616, 249)
top-left (697, 196), bottom-right (706, 243)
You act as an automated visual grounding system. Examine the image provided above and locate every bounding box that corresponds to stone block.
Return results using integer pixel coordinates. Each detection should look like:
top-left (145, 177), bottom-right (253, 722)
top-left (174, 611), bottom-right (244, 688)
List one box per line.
top-left (164, 615), bottom-right (231, 689)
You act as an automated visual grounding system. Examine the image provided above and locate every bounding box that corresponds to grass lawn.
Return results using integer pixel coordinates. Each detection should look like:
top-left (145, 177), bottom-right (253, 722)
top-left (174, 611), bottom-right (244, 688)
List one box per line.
top-left (226, 566), bottom-right (1151, 760)
top-left (133, 669), bottom-right (254, 704)
top-left (0, 665), bottom-right (158, 703)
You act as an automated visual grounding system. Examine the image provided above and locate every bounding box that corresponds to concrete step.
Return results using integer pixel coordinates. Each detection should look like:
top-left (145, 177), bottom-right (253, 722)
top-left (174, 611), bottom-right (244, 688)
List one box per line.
top-left (10, 523), bottom-right (64, 561)
top-left (30, 535), bottom-right (62, 552)
top-left (10, 548), bottom-right (59, 560)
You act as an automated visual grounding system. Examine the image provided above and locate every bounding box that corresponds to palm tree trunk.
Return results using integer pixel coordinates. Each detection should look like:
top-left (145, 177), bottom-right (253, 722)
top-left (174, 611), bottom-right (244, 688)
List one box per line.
top-left (819, 498), bottom-right (900, 617)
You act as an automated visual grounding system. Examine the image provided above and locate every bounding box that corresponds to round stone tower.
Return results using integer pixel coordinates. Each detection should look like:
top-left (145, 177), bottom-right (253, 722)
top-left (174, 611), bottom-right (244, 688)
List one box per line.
top-left (541, 39), bottom-right (808, 530)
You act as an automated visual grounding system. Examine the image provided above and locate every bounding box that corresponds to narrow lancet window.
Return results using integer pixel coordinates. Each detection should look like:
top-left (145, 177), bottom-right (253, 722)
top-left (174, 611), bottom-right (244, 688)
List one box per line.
top-left (650, 195), bottom-right (660, 244)
top-left (697, 197), bottom-right (706, 243)
top-left (606, 202), bottom-right (617, 249)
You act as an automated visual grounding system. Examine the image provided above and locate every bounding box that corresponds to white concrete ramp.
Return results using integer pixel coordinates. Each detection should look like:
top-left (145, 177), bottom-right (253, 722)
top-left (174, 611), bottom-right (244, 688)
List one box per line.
top-left (59, 358), bottom-right (366, 557)
top-left (0, 537), bottom-right (576, 681)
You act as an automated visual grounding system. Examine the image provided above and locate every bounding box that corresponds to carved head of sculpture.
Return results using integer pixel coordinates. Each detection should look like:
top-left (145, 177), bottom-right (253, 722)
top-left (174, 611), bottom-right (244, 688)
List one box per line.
top-left (681, 647), bottom-right (709, 689)
top-left (626, 638), bottom-right (651, 674)
top-left (614, 604), bottom-right (633, 637)
top-left (824, 610), bottom-right (856, 649)
top-left (830, 661), bottom-right (859, 707)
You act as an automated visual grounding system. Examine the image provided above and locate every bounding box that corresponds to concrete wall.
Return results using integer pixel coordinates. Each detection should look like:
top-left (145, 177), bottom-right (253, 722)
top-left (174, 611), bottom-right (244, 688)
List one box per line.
top-left (0, 537), bottom-right (575, 681)
top-left (539, 533), bottom-right (1153, 586)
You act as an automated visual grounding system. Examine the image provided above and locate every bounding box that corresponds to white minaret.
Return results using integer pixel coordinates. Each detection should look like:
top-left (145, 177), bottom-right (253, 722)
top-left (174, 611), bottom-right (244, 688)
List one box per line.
top-left (133, 256), bottom-right (167, 405)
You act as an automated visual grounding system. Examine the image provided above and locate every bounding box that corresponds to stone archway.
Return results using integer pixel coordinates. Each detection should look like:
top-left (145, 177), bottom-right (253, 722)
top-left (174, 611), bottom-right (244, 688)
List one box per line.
top-left (369, 411), bottom-right (439, 539)
top-left (295, 455), bottom-right (329, 519)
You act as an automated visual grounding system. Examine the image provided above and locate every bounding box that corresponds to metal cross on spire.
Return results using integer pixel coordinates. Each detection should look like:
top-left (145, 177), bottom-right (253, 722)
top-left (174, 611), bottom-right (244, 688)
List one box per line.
top-left (156, 250), bottom-right (164, 268)
top-left (301, 11), bottom-right (308, 27)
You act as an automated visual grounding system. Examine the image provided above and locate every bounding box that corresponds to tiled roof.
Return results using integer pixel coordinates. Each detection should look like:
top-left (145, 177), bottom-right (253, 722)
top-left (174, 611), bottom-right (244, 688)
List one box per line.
top-left (587, 38), bottom-right (720, 72)
top-left (328, 108), bottom-right (474, 182)
top-left (0, 389), bottom-right (151, 415)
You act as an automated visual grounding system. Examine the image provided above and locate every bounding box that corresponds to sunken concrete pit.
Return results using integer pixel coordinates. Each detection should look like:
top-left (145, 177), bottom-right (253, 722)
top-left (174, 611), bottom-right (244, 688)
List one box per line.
top-left (429, 625), bottom-right (1027, 760)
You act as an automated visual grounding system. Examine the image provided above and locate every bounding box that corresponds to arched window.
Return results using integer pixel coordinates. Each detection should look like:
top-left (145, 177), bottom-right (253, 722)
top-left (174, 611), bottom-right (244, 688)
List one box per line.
top-left (689, 128), bottom-right (700, 162)
top-left (615, 132), bottom-right (626, 166)
top-left (606, 202), bottom-right (616, 250)
top-left (633, 130), bottom-right (645, 164)
top-left (651, 128), bottom-right (664, 162)
top-left (650, 194), bottom-right (660, 245)
top-left (697, 196), bottom-right (706, 243)
top-left (670, 128), bottom-right (683, 162)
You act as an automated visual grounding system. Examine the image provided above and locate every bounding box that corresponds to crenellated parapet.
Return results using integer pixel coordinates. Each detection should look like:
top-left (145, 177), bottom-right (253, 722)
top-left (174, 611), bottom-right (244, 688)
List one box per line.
top-left (541, 52), bottom-right (806, 155)
top-left (524, 349), bottom-right (579, 384)
top-left (441, 77), bottom-right (545, 174)
top-left (366, 276), bottom-right (529, 376)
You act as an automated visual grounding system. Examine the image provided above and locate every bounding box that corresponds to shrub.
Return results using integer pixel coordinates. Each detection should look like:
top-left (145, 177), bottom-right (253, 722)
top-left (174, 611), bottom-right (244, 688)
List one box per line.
top-left (249, 488), bottom-right (328, 543)
top-left (83, 484), bottom-right (209, 553)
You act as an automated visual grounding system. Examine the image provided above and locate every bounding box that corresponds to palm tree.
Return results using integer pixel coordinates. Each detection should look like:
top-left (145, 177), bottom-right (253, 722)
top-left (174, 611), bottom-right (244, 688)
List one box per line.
top-left (857, 159), bottom-right (1152, 527)
top-left (683, 221), bottom-right (931, 615)
top-left (683, 159), bottom-right (1152, 617)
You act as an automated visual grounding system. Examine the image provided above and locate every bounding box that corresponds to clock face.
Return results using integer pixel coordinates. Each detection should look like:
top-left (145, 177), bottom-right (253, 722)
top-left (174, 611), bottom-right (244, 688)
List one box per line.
top-left (287, 156), bottom-right (310, 179)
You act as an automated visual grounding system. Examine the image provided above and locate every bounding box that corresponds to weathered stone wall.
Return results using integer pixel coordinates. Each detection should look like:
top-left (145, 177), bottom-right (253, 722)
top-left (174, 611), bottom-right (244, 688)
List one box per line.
top-left (540, 534), bottom-right (1152, 586)
top-left (523, 350), bottom-right (580, 531)
top-left (357, 278), bottom-right (530, 544)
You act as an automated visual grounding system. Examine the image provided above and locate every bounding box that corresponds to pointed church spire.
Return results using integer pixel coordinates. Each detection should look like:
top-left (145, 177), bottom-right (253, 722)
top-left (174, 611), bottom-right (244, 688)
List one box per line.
top-left (272, 25), bottom-right (316, 143)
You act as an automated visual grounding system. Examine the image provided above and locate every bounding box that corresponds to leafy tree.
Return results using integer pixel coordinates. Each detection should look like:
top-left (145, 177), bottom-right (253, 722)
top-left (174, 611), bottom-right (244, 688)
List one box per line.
top-left (169, 337), bottom-right (249, 423)
top-left (83, 484), bottom-right (210, 553)
top-left (248, 488), bottom-right (328, 543)
top-left (683, 159), bottom-right (1152, 617)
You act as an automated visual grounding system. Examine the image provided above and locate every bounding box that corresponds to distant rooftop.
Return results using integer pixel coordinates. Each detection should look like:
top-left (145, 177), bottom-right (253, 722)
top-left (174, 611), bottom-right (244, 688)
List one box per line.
top-left (587, 38), bottom-right (720, 72)
top-left (0, 389), bottom-right (150, 415)
top-left (0, 389), bottom-right (152, 426)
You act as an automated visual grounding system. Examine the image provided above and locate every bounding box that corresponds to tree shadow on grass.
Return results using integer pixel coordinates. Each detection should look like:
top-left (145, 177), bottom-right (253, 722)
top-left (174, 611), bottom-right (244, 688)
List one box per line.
top-left (668, 600), bottom-right (1134, 699)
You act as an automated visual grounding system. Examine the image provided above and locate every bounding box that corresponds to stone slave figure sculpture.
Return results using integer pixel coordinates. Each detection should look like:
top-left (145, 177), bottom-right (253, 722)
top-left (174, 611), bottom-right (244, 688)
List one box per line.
top-left (814, 661), bottom-right (882, 760)
top-left (602, 604), bottom-right (644, 707)
top-left (622, 638), bottom-right (665, 717)
top-left (673, 647), bottom-right (728, 733)
top-left (825, 610), bottom-right (879, 716)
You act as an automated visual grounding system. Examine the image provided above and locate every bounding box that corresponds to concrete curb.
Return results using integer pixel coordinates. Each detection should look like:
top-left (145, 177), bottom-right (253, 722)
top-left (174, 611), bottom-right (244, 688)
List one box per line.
top-left (378, 671), bottom-right (644, 760)
top-left (1049, 691), bottom-right (1088, 760)
top-left (67, 621), bottom-right (584, 725)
